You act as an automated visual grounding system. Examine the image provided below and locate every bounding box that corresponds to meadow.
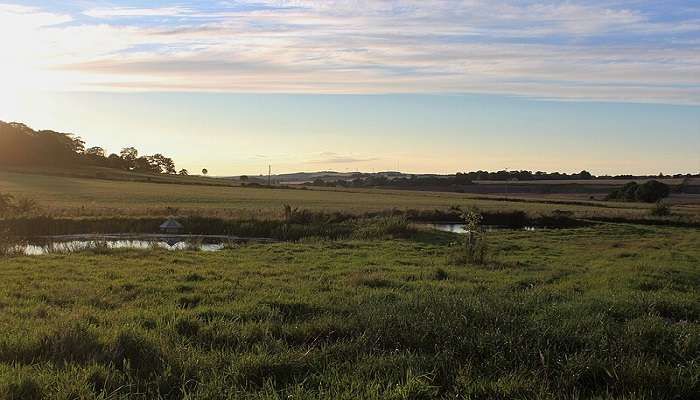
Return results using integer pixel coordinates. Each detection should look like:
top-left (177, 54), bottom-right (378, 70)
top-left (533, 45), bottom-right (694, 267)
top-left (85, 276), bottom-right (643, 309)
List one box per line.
top-left (0, 223), bottom-right (699, 399)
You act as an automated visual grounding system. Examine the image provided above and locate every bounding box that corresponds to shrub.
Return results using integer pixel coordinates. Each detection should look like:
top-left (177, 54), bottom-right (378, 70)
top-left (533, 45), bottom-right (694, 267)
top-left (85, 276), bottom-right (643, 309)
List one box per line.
top-left (635, 180), bottom-right (670, 203)
top-left (649, 202), bottom-right (671, 217)
top-left (606, 180), bottom-right (670, 203)
top-left (459, 208), bottom-right (488, 265)
top-left (606, 182), bottom-right (639, 201)
top-left (0, 193), bottom-right (39, 216)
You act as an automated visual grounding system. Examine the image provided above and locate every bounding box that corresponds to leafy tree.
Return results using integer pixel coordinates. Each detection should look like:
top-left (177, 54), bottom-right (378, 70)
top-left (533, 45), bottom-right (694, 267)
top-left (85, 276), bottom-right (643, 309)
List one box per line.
top-left (240, 175), bottom-right (249, 182)
top-left (201, 168), bottom-right (208, 176)
top-left (178, 169), bottom-right (189, 176)
top-left (106, 154), bottom-right (128, 169)
top-left (149, 154), bottom-right (176, 174)
top-left (120, 147), bottom-right (139, 169)
top-left (85, 147), bottom-right (105, 157)
top-left (134, 156), bottom-right (160, 174)
top-left (635, 180), bottom-right (670, 203)
top-left (606, 180), bottom-right (669, 203)
top-left (606, 182), bottom-right (638, 201)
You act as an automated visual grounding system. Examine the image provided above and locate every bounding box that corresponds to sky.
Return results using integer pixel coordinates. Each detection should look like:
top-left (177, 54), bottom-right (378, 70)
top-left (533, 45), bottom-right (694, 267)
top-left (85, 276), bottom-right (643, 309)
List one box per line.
top-left (0, 1), bottom-right (698, 176)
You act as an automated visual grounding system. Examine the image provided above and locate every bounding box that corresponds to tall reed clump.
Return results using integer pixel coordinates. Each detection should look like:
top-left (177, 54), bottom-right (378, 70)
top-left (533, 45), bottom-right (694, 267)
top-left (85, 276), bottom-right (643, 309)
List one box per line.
top-left (449, 208), bottom-right (488, 265)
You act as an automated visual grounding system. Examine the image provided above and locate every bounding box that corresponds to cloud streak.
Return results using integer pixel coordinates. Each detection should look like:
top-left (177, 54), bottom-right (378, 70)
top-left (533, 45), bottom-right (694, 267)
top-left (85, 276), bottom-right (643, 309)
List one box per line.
top-left (306, 152), bottom-right (380, 164)
top-left (1, 1), bottom-right (699, 104)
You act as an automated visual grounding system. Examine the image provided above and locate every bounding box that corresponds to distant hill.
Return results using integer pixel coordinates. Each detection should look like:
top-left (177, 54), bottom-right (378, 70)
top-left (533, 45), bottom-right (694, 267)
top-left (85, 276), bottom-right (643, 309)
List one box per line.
top-left (0, 121), bottom-right (231, 187)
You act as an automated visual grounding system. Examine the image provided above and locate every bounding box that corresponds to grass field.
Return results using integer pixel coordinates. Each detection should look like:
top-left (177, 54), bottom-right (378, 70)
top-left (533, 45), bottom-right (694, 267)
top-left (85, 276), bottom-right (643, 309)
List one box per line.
top-left (3, 170), bottom-right (699, 222)
top-left (0, 224), bottom-right (698, 399)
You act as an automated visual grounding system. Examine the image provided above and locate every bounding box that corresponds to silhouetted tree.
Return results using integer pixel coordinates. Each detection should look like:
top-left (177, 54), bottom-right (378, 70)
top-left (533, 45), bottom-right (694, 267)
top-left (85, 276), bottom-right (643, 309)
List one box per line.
top-left (577, 170), bottom-right (593, 180)
top-left (149, 154), bottom-right (176, 174)
top-left (134, 156), bottom-right (160, 174)
top-left (85, 147), bottom-right (105, 157)
top-left (120, 147), bottom-right (139, 169)
top-left (106, 154), bottom-right (128, 169)
top-left (178, 169), bottom-right (189, 176)
top-left (202, 168), bottom-right (208, 176)
top-left (635, 180), bottom-right (670, 203)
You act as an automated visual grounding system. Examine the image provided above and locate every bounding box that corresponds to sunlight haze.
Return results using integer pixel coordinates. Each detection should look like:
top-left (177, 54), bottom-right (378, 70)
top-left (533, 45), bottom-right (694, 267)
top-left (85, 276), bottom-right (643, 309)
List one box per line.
top-left (1, 1), bottom-right (699, 175)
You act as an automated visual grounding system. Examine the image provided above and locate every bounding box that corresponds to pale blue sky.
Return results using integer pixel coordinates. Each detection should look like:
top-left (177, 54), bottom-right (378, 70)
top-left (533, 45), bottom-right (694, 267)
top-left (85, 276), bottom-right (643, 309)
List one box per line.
top-left (0, 1), bottom-right (698, 175)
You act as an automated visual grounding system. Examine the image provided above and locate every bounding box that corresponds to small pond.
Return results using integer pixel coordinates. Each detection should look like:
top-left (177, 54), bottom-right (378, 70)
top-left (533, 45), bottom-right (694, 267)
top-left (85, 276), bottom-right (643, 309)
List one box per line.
top-left (429, 224), bottom-right (537, 234)
top-left (11, 234), bottom-right (275, 256)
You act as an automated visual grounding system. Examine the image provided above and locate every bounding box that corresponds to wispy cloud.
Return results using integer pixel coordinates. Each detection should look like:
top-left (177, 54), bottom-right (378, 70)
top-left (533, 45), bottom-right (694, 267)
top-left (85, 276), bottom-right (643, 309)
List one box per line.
top-left (307, 152), bottom-right (379, 164)
top-left (83, 6), bottom-right (192, 18)
top-left (1, 1), bottom-right (699, 104)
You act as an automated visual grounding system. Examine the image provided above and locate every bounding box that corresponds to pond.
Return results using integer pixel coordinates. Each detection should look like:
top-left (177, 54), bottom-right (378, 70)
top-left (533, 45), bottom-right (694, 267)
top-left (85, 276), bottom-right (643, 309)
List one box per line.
top-left (429, 224), bottom-right (537, 234)
top-left (10, 234), bottom-right (276, 255)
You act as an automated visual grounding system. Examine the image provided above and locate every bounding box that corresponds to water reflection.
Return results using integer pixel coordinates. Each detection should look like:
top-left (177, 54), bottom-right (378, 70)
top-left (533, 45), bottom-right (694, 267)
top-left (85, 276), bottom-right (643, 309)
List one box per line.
top-left (18, 239), bottom-right (226, 255)
top-left (430, 224), bottom-right (536, 233)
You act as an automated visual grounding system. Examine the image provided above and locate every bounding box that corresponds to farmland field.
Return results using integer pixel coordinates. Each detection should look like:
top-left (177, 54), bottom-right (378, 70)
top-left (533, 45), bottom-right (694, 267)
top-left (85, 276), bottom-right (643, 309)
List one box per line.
top-left (1, 224), bottom-right (699, 399)
top-left (2, 171), bottom-right (699, 222)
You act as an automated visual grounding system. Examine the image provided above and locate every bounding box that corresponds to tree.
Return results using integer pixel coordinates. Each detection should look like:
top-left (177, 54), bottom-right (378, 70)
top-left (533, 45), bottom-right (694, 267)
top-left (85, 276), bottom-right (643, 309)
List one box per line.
top-left (106, 153), bottom-right (128, 169)
top-left (133, 156), bottom-right (160, 174)
top-left (635, 180), bottom-right (670, 203)
top-left (149, 154), bottom-right (176, 174)
top-left (119, 147), bottom-right (139, 165)
top-left (578, 170), bottom-right (593, 180)
top-left (201, 168), bottom-right (208, 176)
top-left (240, 175), bottom-right (249, 182)
top-left (606, 180), bottom-right (669, 203)
top-left (178, 169), bottom-right (189, 176)
top-left (85, 147), bottom-right (105, 158)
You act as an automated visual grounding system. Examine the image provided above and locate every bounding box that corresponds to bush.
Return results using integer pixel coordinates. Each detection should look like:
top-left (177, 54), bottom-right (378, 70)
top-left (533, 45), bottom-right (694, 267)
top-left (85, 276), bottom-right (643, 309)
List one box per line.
top-left (453, 208), bottom-right (488, 265)
top-left (606, 180), bottom-right (670, 203)
top-left (0, 193), bottom-right (39, 216)
top-left (649, 202), bottom-right (671, 217)
top-left (635, 180), bottom-right (670, 203)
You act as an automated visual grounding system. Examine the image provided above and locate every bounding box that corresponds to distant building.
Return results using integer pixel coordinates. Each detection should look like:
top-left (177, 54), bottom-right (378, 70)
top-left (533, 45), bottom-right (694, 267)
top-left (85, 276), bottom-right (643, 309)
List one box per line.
top-left (160, 218), bottom-right (183, 234)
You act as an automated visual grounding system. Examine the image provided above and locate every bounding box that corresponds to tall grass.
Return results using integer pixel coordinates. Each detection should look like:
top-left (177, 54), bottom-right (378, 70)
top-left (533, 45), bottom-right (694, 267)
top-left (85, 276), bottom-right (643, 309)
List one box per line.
top-left (0, 224), bottom-right (698, 398)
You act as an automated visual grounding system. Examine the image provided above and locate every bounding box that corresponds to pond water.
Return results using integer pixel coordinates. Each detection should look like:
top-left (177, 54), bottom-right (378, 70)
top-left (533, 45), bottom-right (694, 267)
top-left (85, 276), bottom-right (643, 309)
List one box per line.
top-left (430, 224), bottom-right (537, 234)
top-left (10, 234), bottom-right (274, 255)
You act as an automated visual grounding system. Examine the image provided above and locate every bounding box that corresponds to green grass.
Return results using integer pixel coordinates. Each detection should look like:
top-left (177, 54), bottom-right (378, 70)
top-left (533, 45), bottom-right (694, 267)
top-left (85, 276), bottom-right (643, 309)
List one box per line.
top-left (0, 224), bottom-right (698, 399)
top-left (4, 170), bottom-right (699, 222)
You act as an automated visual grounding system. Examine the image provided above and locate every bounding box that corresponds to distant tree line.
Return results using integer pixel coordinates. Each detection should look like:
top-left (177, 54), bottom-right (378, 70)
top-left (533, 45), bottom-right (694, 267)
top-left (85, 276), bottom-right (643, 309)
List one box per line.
top-left (308, 170), bottom-right (598, 188)
top-left (308, 173), bottom-right (474, 188)
top-left (307, 169), bottom-right (698, 189)
top-left (0, 121), bottom-right (181, 175)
